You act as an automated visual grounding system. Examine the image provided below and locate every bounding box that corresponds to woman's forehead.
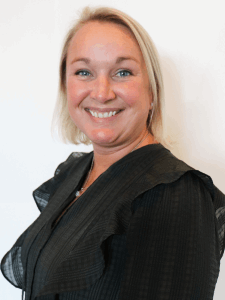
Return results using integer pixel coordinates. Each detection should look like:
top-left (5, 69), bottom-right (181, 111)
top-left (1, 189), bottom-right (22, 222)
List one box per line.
top-left (67, 21), bottom-right (143, 64)
top-left (75, 21), bottom-right (135, 42)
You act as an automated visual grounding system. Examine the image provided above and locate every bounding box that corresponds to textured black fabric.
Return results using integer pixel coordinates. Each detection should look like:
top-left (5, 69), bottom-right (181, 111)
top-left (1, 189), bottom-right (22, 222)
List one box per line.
top-left (1, 144), bottom-right (225, 300)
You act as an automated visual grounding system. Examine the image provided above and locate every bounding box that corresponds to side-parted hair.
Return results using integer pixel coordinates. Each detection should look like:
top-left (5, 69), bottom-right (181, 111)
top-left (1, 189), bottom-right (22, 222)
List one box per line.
top-left (52, 5), bottom-right (166, 145)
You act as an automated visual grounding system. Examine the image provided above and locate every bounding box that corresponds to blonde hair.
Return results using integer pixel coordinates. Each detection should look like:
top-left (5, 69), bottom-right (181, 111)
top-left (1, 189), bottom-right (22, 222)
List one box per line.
top-left (52, 5), bottom-right (167, 145)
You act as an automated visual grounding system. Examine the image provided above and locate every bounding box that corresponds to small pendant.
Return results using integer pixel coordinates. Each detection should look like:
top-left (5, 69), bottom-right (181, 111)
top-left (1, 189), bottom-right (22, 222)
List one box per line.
top-left (75, 190), bottom-right (80, 197)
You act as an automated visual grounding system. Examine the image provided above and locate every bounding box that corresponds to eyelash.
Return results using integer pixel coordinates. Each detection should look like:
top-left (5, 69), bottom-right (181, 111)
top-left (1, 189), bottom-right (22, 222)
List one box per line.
top-left (74, 69), bottom-right (133, 78)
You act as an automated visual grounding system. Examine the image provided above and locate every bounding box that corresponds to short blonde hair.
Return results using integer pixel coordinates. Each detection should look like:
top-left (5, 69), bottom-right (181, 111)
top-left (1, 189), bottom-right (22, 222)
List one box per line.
top-left (52, 5), bottom-right (166, 145)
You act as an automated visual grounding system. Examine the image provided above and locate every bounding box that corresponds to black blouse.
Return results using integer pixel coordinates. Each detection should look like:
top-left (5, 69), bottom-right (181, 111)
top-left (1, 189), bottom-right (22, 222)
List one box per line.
top-left (1, 144), bottom-right (225, 300)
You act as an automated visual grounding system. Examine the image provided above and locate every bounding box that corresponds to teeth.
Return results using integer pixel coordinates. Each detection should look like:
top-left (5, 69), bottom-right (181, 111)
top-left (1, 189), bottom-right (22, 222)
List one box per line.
top-left (88, 109), bottom-right (120, 118)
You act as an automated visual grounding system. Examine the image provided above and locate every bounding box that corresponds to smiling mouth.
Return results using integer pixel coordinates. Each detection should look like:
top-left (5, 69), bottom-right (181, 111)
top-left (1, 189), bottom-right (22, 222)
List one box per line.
top-left (85, 108), bottom-right (123, 119)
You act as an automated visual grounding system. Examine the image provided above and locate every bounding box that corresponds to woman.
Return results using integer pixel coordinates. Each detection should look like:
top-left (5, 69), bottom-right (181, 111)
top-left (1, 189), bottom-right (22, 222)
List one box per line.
top-left (1, 6), bottom-right (225, 300)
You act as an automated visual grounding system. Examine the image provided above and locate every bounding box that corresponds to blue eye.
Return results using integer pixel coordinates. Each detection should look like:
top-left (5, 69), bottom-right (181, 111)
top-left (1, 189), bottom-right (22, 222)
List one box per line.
top-left (75, 69), bottom-right (132, 78)
top-left (75, 70), bottom-right (91, 77)
top-left (116, 70), bottom-right (132, 77)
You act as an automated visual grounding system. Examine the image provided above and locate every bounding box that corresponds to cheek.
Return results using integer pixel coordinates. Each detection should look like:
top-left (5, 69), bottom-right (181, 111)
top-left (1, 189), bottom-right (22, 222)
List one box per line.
top-left (67, 79), bottom-right (77, 105)
top-left (119, 81), bottom-right (150, 110)
top-left (67, 78), bottom-right (80, 97)
top-left (66, 78), bottom-right (87, 107)
top-left (117, 82), bottom-right (140, 105)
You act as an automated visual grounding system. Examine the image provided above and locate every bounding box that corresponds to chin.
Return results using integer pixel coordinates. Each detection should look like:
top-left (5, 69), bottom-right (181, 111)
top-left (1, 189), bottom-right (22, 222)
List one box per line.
top-left (88, 128), bottom-right (118, 145)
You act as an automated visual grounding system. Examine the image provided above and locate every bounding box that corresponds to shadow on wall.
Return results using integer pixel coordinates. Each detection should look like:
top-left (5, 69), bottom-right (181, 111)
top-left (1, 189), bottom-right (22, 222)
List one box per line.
top-left (160, 55), bottom-right (186, 156)
top-left (160, 55), bottom-right (225, 190)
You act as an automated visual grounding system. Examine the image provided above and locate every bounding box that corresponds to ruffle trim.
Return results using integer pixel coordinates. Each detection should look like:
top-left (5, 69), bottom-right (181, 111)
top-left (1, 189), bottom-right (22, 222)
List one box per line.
top-left (33, 152), bottom-right (87, 212)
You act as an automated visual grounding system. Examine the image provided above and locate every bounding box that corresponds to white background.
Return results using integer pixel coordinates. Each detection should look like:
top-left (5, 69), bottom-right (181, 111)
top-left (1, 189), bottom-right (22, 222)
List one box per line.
top-left (0, 0), bottom-right (225, 299)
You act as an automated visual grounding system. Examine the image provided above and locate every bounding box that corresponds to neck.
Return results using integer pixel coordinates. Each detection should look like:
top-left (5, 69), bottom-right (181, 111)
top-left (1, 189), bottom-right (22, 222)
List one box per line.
top-left (91, 131), bottom-right (157, 178)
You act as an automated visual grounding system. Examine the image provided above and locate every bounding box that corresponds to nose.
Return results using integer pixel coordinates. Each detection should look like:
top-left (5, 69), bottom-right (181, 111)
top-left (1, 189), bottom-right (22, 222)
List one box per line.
top-left (90, 75), bottom-right (116, 103)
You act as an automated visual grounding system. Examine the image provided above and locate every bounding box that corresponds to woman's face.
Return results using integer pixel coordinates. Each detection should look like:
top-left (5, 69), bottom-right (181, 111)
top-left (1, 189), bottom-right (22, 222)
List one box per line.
top-left (66, 21), bottom-right (152, 150)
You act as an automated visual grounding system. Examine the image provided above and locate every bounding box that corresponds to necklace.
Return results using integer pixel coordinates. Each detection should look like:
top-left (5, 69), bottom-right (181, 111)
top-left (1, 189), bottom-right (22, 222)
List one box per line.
top-left (75, 132), bottom-right (150, 197)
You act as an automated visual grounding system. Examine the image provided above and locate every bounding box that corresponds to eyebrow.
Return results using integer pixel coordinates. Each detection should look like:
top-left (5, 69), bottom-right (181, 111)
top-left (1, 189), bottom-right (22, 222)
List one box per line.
top-left (70, 56), bottom-right (140, 65)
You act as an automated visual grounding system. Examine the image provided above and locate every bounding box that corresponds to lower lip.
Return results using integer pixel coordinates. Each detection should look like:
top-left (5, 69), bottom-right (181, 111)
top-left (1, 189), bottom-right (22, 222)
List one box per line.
top-left (85, 110), bottom-right (123, 122)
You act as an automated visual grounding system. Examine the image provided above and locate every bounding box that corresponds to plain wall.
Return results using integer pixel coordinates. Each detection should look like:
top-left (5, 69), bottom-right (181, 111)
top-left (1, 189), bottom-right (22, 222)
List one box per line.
top-left (0, 0), bottom-right (225, 298)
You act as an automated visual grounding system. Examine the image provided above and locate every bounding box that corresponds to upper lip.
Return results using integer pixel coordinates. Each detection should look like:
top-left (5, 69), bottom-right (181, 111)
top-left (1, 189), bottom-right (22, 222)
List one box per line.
top-left (85, 107), bottom-right (123, 113)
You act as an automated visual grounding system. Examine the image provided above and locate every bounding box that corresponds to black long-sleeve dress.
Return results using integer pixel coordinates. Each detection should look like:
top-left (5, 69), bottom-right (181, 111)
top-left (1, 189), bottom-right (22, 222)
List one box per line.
top-left (1, 143), bottom-right (225, 300)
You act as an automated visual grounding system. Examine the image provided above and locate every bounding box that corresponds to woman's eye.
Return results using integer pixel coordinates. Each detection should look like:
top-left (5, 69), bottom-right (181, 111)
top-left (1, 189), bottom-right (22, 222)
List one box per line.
top-left (116, 70), bottom-right (132, 77)
top-left (75, 70), bottom-right (91, 77)
top-left (74, 69), bottom-right (132, 78)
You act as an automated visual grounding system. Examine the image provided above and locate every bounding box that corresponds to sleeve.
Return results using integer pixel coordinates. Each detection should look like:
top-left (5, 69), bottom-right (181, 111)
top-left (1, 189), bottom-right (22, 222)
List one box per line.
top-left (214, 186), bottom-right (225, 260)
top-left (118, 171), bottom-right (221, 300)
top-left (0, 227), bottom-right (29, 288)
top-left (33, 152), bottom-right (85, 212)
top-left (0, 152), bottom-right (85, 288)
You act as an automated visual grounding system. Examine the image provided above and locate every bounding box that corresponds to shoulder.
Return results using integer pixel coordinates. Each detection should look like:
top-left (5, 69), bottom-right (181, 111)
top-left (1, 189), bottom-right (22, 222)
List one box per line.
top-left (133, 169), bottom-right (225, 260)
top-left (135, 170), bottom-right (215, 211)
top-left (33, 151), bottom-right (90, 212)
top-left (54, 152), bottom-right (88, 176)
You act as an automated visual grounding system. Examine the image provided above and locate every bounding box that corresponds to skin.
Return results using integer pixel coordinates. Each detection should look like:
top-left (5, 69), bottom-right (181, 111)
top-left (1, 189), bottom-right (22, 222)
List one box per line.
top-left (66, 21), bottom-right (157, 184)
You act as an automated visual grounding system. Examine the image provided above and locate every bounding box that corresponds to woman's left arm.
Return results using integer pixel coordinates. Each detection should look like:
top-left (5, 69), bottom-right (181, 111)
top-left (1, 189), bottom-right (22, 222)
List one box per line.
top-left (118, 172), bottom-right (222, 300)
